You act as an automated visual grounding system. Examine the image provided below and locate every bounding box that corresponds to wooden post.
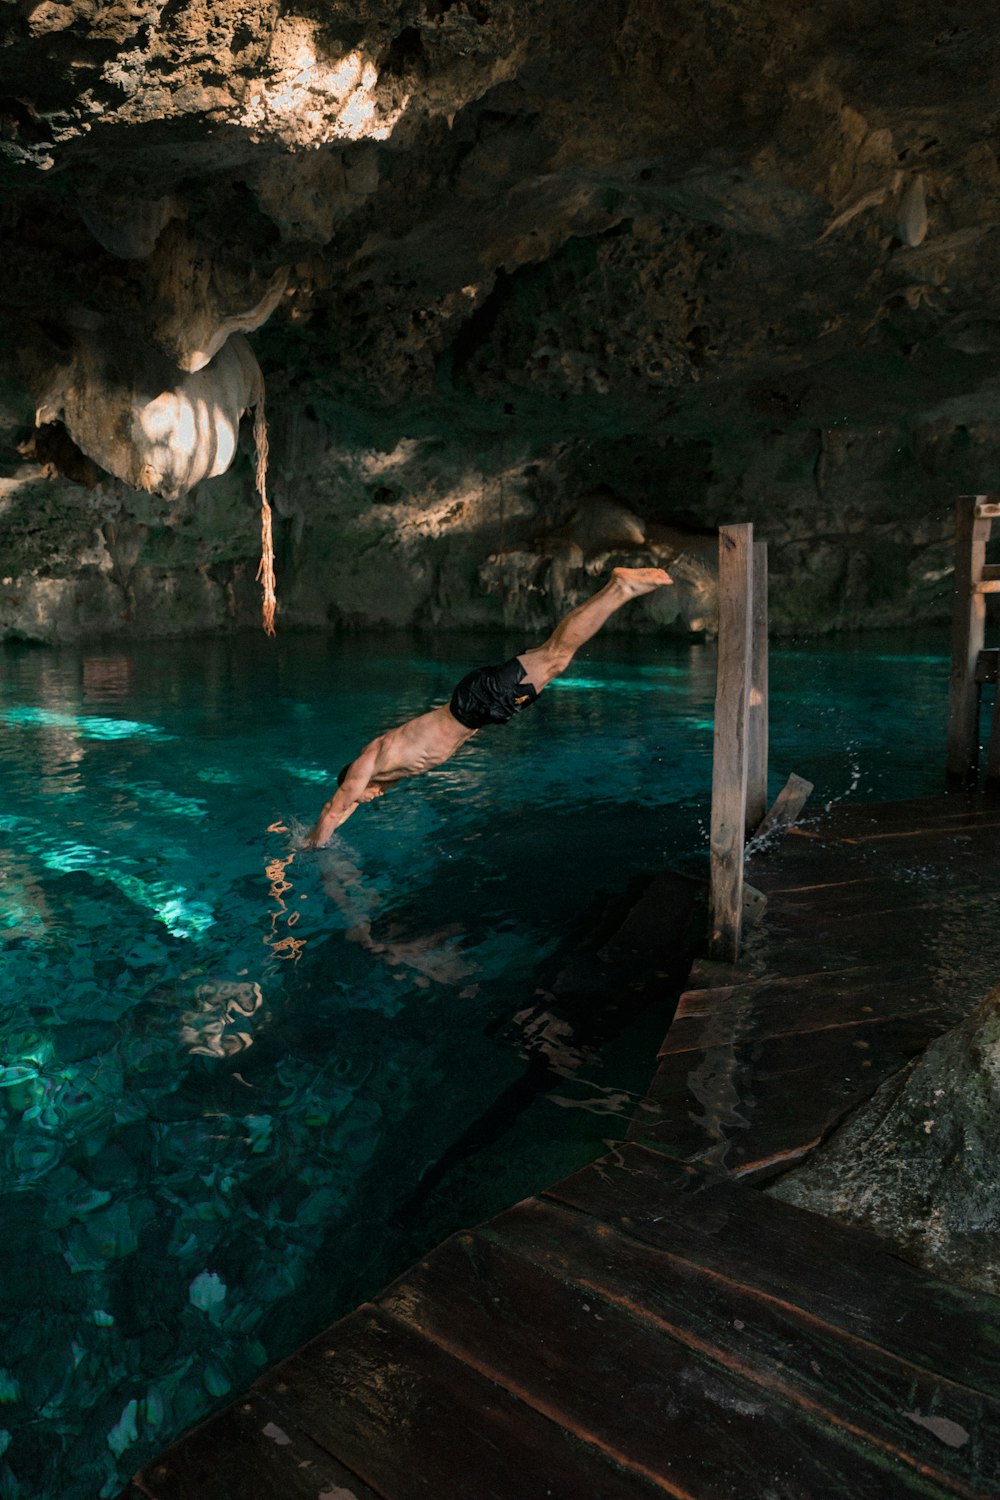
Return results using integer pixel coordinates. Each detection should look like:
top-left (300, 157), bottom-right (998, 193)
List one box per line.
top-left (987, 662), bottom-right (1000, 787)
top-left (745, 540), bottom-right (769, 834)
top-left (709, 523), bottom-right (753, 962)
top-left (947, 495), bottom-right (990, 785)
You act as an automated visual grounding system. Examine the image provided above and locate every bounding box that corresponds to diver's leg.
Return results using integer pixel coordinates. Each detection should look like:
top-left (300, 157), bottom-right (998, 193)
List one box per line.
top-left (518, 567), bottom-right (672, 691)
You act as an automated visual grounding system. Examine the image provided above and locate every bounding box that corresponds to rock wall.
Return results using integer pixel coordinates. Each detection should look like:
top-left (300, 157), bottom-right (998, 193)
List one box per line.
top-left (1, 396), bottom-right (981, 642)
top-left (3, 3), bottom-right (1000, 640)
top-left (769, 986), bottom-right (1000, 1298)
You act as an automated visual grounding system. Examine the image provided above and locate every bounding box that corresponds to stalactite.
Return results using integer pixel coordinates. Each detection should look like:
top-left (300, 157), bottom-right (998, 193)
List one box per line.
top-left (896, 173), bottom-right (928, 247)
top-left (254, 397), bottom-right (277, 636)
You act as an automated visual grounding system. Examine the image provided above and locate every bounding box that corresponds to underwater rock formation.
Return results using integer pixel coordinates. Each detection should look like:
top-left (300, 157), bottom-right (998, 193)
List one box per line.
top-left (768, 986), bottom-right (1000, 1298)
top-left (2, 2), bottom-right (1000, 638)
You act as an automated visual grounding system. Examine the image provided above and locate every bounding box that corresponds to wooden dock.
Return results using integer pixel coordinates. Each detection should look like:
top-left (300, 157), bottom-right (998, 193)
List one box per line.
top-left (128, 793), bottom-right (1000, 1500)
top-left (634, 790), bottom-right (1000, 1180)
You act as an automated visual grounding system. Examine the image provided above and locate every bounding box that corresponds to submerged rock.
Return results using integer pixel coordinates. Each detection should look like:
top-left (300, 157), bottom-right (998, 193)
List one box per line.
top-left (768, 986), bottom-right (1000, 1296)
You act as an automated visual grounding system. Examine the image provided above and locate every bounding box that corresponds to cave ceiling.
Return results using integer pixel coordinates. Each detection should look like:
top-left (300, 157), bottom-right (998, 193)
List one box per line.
top-left (1, 1), bottom-right (999, 638)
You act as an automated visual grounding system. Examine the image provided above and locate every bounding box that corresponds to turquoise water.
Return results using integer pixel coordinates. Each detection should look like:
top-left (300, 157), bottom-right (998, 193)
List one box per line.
top-left (0, 626), bottom-right (951, 1498)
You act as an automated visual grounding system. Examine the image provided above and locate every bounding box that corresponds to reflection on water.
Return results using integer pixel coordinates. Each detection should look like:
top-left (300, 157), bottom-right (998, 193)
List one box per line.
top-left (318, 841), bottom-right (477, 989)
top-left (0, 626), bottom-right (951, 1499)
top-left (180, 979), bottom-right (264, 1058)
top-left (82, 655), bottom-right (135, 704)
top-left (264, 836), bottom-right (308, 965)
top-left (2, 706), bottom-right (170, 739)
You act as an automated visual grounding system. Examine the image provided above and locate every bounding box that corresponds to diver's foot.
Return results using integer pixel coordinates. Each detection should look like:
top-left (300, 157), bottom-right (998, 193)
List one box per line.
top-left (612, 566), bottom-right (674, 596)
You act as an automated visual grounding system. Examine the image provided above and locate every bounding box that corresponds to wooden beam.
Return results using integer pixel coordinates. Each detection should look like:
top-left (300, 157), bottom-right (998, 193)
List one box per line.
top-left (709, 523), bottom-right (753, 962)
top-left (746, 540), bottom-right (769, 835)
top-left (947, 497), bottom-right (990, 784)
top-left (976, 648), bottom-right (999, 685)
top-left (753, 772), bottom-right (814, 842)
top-left (973, 498), bottom-right (1000, 518)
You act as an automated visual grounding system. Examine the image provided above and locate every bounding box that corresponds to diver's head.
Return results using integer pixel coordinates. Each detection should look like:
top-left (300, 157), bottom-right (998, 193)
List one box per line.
top-left (357, 782), bottom-right (386, 803)
top-left (337, 763), bottom-right (388, 803)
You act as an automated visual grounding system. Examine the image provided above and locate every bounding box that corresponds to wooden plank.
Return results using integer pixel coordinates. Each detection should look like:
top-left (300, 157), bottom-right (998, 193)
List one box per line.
top-left (708, 523), bottom-right (753, 961)
top-left (972, 496), bottom-right (1000, 517)
top-left (544, 1143), bottom-right (1000, 1403)
top-left (483, 1199), bottom-right (1000, 1500)
top-left (129, 1391), bottom-right (384, 1500)
top-left (259, 1304), bottom-right (662, 1500)
top-left (747, 815), bottom-right (1000, 868)
top-left (749, 858), bottom-right (889, 896)
top-left (661, 968), bottom-right (942, 1054)
top-left (749, 877), bottom-right (942, 920)
top-left (627, 1047), bottom-right (736, 1162)
top-left (696, 875), bottom-right (1000, 1008)
top-left (745, 923), bottom-right (997, 1027)
top-left (377, 1230), bottom-right (966, 1500)
top-left (822, 818), bottom-right (1000, 847)
top-left (630, 1017), bottom-right (937, 1175)
top-left (755, 820), bottom-right (992, 866)
top-left (947, 497), bottom-right (990, 784)
top-left (810, 794), bottom-right (1000, 831)
top-left (672, 966), bottom-right (881, 1021)
top-left (975, 648), bottom-right (999, 685)
top-left (792, 819), bottom-right (1000, 854)
top-left (754, 860), bottom-right (1000, 931)
top-left (676, 956), bottom-right (749, 993)
top-left (751, 869), bottom-right (979, 926)
top-left (745, 539), bottom-right (769, 834)
top-left (751, 771), bottom-right (814, 842)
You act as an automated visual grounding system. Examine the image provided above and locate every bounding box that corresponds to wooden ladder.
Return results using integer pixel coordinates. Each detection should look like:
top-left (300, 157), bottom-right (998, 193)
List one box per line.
top-left (948, 493), bottom-right (1000, 785)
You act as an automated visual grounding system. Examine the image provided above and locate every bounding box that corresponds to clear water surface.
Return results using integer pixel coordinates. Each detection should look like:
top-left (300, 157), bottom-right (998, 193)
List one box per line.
top-left (0, 625), bottom-right (952, 1498)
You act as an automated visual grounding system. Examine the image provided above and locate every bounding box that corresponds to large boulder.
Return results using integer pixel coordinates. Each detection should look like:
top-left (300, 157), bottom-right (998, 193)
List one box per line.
top-left (768, 987), bottom-right (1000, 1296)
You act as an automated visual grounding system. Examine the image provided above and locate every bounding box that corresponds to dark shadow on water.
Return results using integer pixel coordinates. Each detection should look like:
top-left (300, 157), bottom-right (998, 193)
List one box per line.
top-left (391, 869), bottom-right (702, 1228)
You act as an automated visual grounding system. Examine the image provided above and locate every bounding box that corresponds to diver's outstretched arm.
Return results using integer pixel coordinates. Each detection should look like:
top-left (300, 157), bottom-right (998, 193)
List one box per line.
top-left (306, 740), bottom-right (381, 847)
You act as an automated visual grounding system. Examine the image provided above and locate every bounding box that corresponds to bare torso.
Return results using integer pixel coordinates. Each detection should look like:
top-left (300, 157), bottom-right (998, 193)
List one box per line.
top-left (305, 704), bottom-right (474, 845)
top-left (370, 705), bottom-right (476, 781)
top-left (306, 568), bottom-right (674, 847)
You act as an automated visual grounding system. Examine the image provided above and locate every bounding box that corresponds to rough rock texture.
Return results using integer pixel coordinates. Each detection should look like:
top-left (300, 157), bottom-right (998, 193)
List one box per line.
top-left (768, 987), bottom-right (1000, 1297)
top-left (30, 328), bottom-right (264, 498)
top-left (2, 2), bottom-right (1000, 639)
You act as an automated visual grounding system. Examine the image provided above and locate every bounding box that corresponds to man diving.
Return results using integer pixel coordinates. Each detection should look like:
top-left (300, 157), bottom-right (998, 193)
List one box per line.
top-left (304, 566), bottom-right (673, 848)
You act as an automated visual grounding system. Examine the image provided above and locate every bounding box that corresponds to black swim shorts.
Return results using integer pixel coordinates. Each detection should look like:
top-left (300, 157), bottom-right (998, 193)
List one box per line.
top-left (449, 655), bottom-right (539, 729)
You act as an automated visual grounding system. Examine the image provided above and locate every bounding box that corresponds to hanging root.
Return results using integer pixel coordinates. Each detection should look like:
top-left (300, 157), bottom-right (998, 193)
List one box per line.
top-left (253, 397), bottom-right (276, 636)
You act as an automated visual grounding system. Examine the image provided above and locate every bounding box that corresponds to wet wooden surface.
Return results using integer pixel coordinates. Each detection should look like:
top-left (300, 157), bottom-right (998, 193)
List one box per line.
top-left (129, 794), bottom-right (1000, 1500)
top-left (631, 791), bottom-right (1000, 1177)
